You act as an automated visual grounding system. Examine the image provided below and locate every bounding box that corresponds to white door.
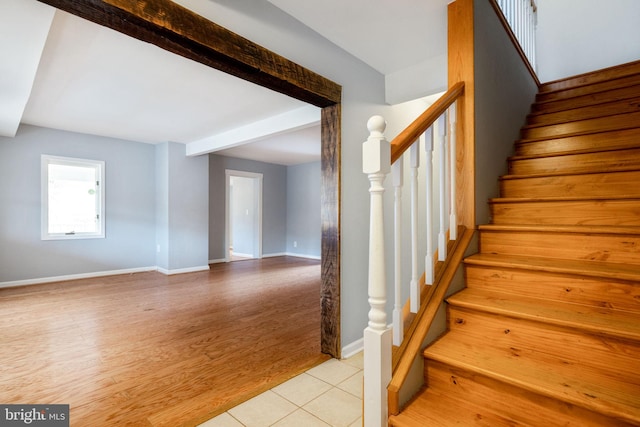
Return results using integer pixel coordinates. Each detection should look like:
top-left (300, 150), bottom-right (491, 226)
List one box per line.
top-left (226, 170), bottom-right (263, 261)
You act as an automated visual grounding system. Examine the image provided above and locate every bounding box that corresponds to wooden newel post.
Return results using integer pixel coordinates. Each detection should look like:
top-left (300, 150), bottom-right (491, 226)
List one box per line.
top-left (362, 115), bottom-right (392, 427)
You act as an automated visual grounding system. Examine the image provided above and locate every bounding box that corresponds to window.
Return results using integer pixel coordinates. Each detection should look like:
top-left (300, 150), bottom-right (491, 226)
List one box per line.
top-left (41, 155), bottom-right (105, 240)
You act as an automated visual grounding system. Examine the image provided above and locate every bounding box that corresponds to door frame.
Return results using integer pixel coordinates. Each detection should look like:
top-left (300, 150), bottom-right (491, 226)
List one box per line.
top-left (226, 170), bottom-right (263, 261)
top-left (39, 0), bottom-right (343, 358)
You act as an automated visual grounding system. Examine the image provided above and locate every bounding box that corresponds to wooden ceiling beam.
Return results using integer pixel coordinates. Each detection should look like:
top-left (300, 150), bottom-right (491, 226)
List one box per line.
top-left (37, 0), bottom-right (342, 108)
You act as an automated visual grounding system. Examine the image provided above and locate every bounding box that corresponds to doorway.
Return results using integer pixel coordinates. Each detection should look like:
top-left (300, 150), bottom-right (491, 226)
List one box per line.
top-left (45, 1), bottom-right (343, 357)
top-left (226, 170), bottom-right (263, 261)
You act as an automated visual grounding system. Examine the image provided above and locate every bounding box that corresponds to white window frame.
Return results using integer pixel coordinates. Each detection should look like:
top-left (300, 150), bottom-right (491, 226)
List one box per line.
top-left (41, 155), bottom-right (105, 240)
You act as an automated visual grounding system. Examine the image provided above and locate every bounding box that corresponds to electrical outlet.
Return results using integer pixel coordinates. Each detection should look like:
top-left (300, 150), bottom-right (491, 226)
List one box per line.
top-left (293, 241), bottom-right (297, 248)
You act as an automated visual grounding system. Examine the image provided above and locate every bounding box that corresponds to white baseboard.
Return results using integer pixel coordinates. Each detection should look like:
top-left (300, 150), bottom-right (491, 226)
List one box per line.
top-left (266, 252), bottom-right (321, 260)
top-left (0, 266), bottom-right (157, 289)
top-left (230, 252), bottom-right (253, 258)
top-left (262, 252), bottom-right (287, 258)
top-left (209, 254), bottom-right (320, 263)
top-left (341, 337), bottom-right (364, 359)
top-left (156, 265), bottom-right (210, 275)
top-left (286, 252), bottom-right (321, 260)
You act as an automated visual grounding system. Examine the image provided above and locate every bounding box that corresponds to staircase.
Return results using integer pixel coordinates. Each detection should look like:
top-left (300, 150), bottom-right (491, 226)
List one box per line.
top-left (389, 62), bottom-right (640, 426)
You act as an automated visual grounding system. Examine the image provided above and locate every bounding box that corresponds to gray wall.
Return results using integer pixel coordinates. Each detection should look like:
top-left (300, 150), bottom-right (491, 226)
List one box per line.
top-left (164, 141), bottom-right (209, 271)
top-left (155, 143), bottom-right (170, 270)
top-left (286, 161), bottom-right (321, 258)
top-left (474, 0), bottom-right (539, 224)
top-left (536, 0), bottom-right (640, 83)
top-left (209, 156), bottom-right (321, 261)
top-left (209, 155), bottom-right (287, 260)
top-left (0, 124), bottom-right (156, 282)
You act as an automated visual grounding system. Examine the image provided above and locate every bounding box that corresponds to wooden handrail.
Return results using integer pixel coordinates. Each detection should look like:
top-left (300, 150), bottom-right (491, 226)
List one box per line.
top-left (390, 81), bottom-right (465, 164)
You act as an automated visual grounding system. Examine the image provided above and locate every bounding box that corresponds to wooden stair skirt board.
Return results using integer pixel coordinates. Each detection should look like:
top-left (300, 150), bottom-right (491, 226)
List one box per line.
top-left (389, 61), bottom-right (640, 426)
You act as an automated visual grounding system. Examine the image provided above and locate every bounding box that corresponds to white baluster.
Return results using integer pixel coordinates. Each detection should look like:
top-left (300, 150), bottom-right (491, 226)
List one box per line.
top-left (437, 114), bottom-right (448, 261)
top-left (448, 103), bottom-right (457, 241)
top-left (409, 142), bottom-right (420, 313)
top-left (518, 0), bottom-right (524, 48)
top-left (423, 127), bottom-right (434, 285)
top-left (526, 2), bottom-right (532, 60)
top-left (531, 2), bottom-right (537, 69)
top-left (362, 115), bottom-right (392, 427)
top-left (392, 160), bottom-right (403, 346)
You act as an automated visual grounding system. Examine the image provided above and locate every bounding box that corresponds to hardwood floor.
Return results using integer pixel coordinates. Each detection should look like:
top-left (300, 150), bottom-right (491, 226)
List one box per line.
top-left (0, 256), bottom-right (328, 426)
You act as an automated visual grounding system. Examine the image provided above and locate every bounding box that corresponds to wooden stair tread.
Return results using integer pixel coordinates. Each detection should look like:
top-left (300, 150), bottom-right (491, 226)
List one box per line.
top-left (489, 199), bottom-right (640, 226)
top-left (532, 84), bottom-right (640, 116)
top-left (464, 253), bottom-right (640, 282)
top-left (389, 387), bottom-right (533, 427)
top-left (526, 96), bottom-right (640, 127)
top-left (447, 288), bottom-right (640, 341)
top-left (510, 146), bottom-right (640, 162)
top-left (539, 60), bottom-right (640, 93)
top-left (508, 147), bottom-right (640, 175)
top-left (536, 73), bottom-right (640, 104)
top-left (392, 363), bottom-right (636, 427)
top-left (465, 262), bottom-right (640, 314)
top-left (478, 223), bottom-right (640, 235)
top-left (515, 128), bottom-right (640, 155)
top-left (500, 169), bottom-right (640, 180)
top-left (520, 111), bottom-right (640, 140)
top-left (499, 170), bottom-right (640, 198)
top-left (489, 195), bottom-right (640, 203)
top-left (423, 334), bottom-right (640, 424)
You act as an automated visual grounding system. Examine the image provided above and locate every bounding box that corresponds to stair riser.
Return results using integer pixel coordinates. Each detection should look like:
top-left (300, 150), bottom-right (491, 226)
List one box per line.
top-left (490, 199), bottom-right (640, 226)
top-left (539, 61), bottom-right (640, 93)
top-left (536, 73), bottom-right (640, 103)
top-left (520, 111), bottom-right (640, 140)
top-left (527, 97), bottom-right (640, 127)
top-left (532, 84), bottom-right (640, 115)
top-left (500, 171), bottom-right (640, 198)
top-left (515, 128), bottom-right (640, 157)
top-left (421, 360), bottom-right (634, 427)
top-left (479, 230), bottom-right (640, 264)
top-left (464, 264), bottom-right (640, 313)
top-left (443, 306), bottom-right (640, 380)
top-left (509, 148), bottom-right (640, 175)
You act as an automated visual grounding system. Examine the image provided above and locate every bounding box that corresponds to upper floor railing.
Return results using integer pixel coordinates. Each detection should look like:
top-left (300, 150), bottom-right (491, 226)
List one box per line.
top-left (495, 0), bottom-right (538, 72)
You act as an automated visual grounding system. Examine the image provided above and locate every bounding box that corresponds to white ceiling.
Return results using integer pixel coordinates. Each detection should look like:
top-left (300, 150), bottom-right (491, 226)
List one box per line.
top-left (1, 0), bottom-right (446, 165)
top-left (266, 0), bottom-right (448, 76)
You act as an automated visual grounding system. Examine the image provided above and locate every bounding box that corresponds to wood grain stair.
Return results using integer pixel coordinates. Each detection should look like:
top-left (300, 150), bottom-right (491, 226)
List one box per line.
top-left (389, 61), bottom-right (640, 426)
top-left (500, 170), bottom-right (640, 198)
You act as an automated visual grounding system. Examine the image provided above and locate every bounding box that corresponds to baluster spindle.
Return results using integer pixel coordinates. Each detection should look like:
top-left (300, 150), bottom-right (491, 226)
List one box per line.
top-left (437, 114), bottom-right (448, 261)
top-left (392, 160), bottom-right (403, 346)
top-left (423, 127), bottom-right (435, 285)
top-left (409, 142), bottom-right (420, 313)
top-left (448, 103), bottom-right (457, 241)
top-left (362, 115), bottom-right (391, 427)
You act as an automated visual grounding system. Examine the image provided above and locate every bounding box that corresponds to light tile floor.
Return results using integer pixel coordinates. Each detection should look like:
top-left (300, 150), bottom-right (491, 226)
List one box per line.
top-left (199, 352), bottom-right (363, 427)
